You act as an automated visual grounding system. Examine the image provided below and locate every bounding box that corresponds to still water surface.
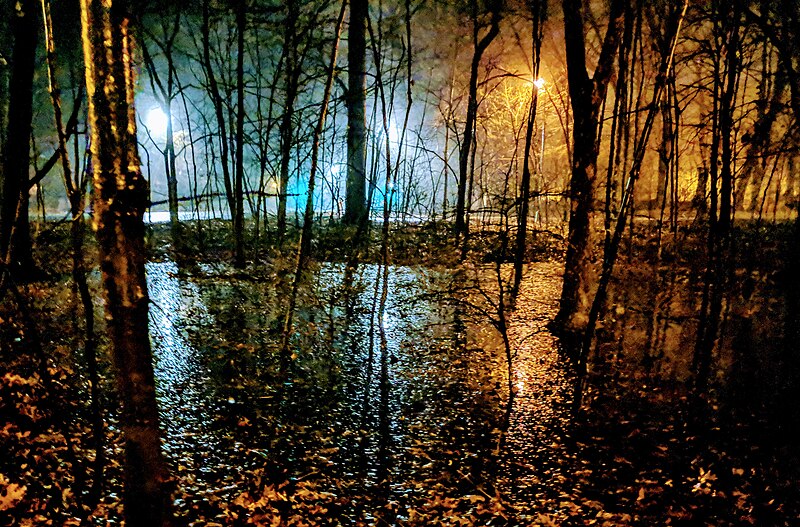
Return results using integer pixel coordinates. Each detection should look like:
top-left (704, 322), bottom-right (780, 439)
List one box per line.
top-left (146, 260), bottom-right (572, 519)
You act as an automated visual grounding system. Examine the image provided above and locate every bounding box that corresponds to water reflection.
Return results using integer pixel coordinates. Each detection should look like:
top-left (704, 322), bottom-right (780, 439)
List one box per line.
top-left (145, 258), bottom-right (573, 520)
top-left (146, 261), bottom-right (237, 493)
top-left (501, 262), bottom-right (574, 517)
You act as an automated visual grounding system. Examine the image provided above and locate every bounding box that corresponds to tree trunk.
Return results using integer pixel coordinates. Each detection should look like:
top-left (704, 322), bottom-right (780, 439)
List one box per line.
top-left (0, 12), bottom-right (8, 173)
top-left (1, 0), bottom-right (37, 273)
top-left (201, 0), bottom-right (235, 222)
top-left (554, 0), bottom-right (624, 333)
top-left (717, 1), bottom-right (741, 237)
top-left (513, 0), bottom-right (545, 297)
top-left (344, 0), bottom-right (368, 227)
top-left (281, 0), bottom-right (347, 366)
top-left (454, 2), bottom-right (500, 240)
top-left (42, 0), bottom-right (103, 499)
top-left (656, 96), bottom-right (673, 215)
top-left (79, 0), bottom-right (173, 524)
top-left (165, 98), bottom-right (180, 229)
top-left (693, 0), bottom-right (742, 394)
top-left (139, 11), bottom-right (181, 243)
top-left (276, 1), bottom-right (299, 241)
top-left (575, 0), bottom-right (689, 408)
top-left (233, 0), bottom-right (246, 267)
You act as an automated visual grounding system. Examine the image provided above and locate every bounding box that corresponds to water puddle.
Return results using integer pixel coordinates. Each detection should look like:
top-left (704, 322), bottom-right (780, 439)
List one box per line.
top-left (501, 262), bottom-right (575, 519)
top-left (145, 259), bottom-right (572, 519)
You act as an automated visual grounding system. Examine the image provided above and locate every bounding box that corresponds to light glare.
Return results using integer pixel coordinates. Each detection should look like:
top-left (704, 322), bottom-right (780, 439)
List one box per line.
top-left (145, 107), bottom-right (169, 136)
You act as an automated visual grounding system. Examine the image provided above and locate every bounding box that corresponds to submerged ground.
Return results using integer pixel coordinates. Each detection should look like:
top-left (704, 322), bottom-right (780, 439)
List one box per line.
top-left (1, 223), bottom-right (799, 525)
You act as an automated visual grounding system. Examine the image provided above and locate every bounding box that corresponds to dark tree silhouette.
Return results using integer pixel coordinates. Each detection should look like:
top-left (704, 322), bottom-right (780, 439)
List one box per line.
top-left (513, 0), bottom-right (546, 297)
top-left (0, 0), bottom-right (38, 274)
top-left (233, 0), bottom-right (246, 267)
top-left (454, 0), bottom-right (502, 241)
top-left (554, 0), bottom-right (624, 333)
top-left (344, 0), bottom-right (368, 227)
top-left (276, 0), bottom-right (300, 241)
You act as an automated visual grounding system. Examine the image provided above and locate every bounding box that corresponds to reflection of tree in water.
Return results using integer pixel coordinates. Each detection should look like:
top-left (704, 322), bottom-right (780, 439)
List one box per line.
top-left (148, 255), bottom-right (797, 524)
top-left (142, 259), bottom-right (517, 519)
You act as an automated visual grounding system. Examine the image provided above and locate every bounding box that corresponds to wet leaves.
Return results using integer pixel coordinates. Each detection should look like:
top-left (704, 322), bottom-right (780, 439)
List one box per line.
top-left (0, 474), bottom-right (27, 512)
top-left (3, 227), bottom-right (800, 526)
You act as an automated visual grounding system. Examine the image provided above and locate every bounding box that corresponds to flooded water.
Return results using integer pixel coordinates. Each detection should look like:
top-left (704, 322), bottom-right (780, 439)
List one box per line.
top-left (501, 263), bottom-right (575, 520)
top-left (147, 262), bottom-right (247, 495)
top-left (145, 259), bottom-right (574, 520)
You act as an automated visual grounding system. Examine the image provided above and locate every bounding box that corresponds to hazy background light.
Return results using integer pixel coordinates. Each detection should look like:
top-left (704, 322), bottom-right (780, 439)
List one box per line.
top-left (145, 107), bottom-right (169, 136)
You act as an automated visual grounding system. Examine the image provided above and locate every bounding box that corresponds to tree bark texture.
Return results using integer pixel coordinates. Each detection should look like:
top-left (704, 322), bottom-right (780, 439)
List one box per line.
top-left (79, 0), bottom-right (172, 524)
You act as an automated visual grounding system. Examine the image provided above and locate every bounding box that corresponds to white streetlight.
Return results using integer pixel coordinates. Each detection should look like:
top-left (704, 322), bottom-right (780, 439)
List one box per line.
top-left (144, 107), bottom-right (169, 137)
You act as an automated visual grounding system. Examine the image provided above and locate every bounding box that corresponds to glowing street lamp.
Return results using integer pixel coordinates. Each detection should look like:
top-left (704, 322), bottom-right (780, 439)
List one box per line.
top-left (144, 106), bottom-right (169, 137)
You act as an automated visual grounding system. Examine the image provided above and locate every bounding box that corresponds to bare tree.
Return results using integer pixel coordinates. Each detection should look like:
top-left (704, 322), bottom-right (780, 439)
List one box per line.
top-left (200, 0), bottom-right (235, 223)
top-left (553, 0), bottom-right (624, 333)
top-left (281, 0), bottom-right (347, 367)
top-left (454, 0), bottom-right (502, 241)
top-left (344, 0), bottom-right (368, 227)
top-left (233, 0), bottom-right (246, 267)
top-left (576, 0), bottom-right (689, 408)
top-left (513, 0), bottom-right (546, 298)
top-left (139, 6), bottom-right (182, 243)
top-left (41, 0), bottom-right (104, 501)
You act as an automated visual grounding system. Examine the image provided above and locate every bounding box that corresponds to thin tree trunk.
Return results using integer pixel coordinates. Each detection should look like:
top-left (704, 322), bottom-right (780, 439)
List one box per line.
top-left (42, 0), bottom-right (104, 502)
top-left (139, 11), bottom-right (181, 242)
top-left (694, 0), bottom-right (742, 394)
top-left (602, 0), bottom-right (632, 247)
top-left (513, 0), bottom-right (545, 298)
top-left (454, 2), bottom-right (500, 240)
top-left (201, 0), bottom-right (235, 221)
top-left (717, 1), bottom-right (741, 237)
top-left (276, 3), bottom-right (299, 242)
top-left (281, 0), bottom-right (347, 365)
top-left (233, 0), bottom-right (246, 267)
top-left (344, 0), bottom-right (368, 227)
